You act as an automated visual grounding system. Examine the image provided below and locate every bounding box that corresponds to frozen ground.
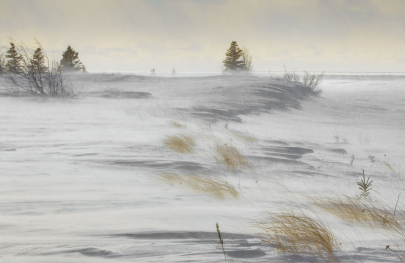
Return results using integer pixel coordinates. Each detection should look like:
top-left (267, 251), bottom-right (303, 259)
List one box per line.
top-left (0, 73), bottom-right (404, 262)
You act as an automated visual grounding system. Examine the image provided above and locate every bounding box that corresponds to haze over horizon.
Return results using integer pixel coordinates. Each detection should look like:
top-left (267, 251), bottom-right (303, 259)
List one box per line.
top-left (1, 0), bottom-right (404, 73)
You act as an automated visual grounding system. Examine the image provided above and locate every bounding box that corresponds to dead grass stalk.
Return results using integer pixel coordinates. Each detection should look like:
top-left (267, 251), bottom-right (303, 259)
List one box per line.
top-left (158, 173), bottom-right (239, 199)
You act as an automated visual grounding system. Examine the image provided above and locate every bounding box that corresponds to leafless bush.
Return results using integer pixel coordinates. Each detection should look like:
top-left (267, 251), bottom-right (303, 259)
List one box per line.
top-left (282, 66), bottom-right (324, 95)
top-left (302, 71), bottom-right (324, 94)
top-left (7, 40), bottom-right (76, 97)
top-left (241, 47), bottom-right (253, 72)
top-left (283, 66), bottom-right (300, 82)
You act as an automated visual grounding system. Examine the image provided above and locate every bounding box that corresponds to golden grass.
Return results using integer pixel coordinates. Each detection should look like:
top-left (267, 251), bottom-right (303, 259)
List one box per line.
top-left (312, 195), bottom-right (405, 240)
top-left (215, 144), bottom-right (248, 171)
top-left (163, 134), bottom-right (195, 154)
top-left (158, 172), bottom-right (239, 199)
top-left (256, 212), bottom-right (340, 262)
top-left (230, 130), bottom-right (257, 143)
top-left (171, 121), bottom-right (186, 129)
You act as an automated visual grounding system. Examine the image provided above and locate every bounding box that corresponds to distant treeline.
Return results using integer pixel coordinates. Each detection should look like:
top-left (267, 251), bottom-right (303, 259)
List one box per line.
top-left (0, 41), bottom-right (86, 75)
top-left (0, 40), bottom-right (255, 75)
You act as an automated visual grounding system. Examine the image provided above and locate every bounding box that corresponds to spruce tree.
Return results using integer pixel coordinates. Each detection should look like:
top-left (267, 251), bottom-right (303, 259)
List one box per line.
top-left (31, 48), bottom-right (48, 74)
top-left (5, 42), bottom-right (21, 74)
top-left (60, 45), bottom-right (86, 72)
top-left (223, 41), bottom-right (245, 72)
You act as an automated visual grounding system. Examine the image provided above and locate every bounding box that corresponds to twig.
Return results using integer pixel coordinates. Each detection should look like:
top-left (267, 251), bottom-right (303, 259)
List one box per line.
top-left (394, 193), bottom-right (401, 217)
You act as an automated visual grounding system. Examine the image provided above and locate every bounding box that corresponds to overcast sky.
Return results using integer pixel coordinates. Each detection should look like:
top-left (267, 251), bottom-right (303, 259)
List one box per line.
top-left (1, 0), bottom-right (404, 73)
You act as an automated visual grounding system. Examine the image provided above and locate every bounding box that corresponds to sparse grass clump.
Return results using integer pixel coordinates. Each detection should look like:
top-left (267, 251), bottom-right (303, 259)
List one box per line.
top-left (230, 130), bottom-right (257, 143)
top-left (312, 195), bottom-right (405, 234)
top-left (158, 173), bottom-right (239, 199)
top-left (163, 134), bottom-right (195, 154)
top-left (256, 212), bottom-right (340, 262)
top-left (170, 121), bottom-right (186, 129)
top-left (215, 143), bottom-right (248, 171)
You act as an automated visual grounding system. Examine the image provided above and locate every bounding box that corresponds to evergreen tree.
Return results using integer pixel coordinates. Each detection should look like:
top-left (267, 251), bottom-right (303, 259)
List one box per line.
top-left (60, 45), bottom-right (86, 72)
top-left (5, 42), bottom-right (21, 74)
top-left (223, 41), bottom-right (245, 72)
top-left (31, 48), bottom-right (48, 74)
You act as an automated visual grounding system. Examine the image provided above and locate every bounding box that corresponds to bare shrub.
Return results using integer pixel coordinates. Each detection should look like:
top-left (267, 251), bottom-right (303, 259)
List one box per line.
top-left (282, 66), bottom-right (324, 95)
top-left (302, 71), bottom-right (324, 94)
top-left (163, 134), bottom-right (196, 154)
top-left (6, 40), bottom-right (76, 97)
top-left (256, 212), bottom-right (340, 262)
top-left (158, 172), bottom-right (239, 199)
top-left (241, 47), bottom-right (253, 72)
top-left (215, 143), bottom-right (249, 171)
top-left (283, 66), bottom-right (300, 82)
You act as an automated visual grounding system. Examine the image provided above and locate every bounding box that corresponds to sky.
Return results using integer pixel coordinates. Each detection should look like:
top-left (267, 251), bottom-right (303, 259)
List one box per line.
top-left (1, 0), bottom-right (404, 73)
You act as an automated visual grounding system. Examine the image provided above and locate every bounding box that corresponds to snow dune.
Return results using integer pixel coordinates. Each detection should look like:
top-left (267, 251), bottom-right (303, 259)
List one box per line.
top-left (0, 74), bottom-right (404, 262)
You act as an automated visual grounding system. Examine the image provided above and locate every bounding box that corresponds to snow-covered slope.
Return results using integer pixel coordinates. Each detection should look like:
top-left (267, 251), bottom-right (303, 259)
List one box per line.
top-left (0, 74), bottom-right (404, 262)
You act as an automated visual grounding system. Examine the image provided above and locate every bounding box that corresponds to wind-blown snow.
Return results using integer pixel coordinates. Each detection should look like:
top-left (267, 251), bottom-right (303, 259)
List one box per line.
top-left (0, 74), bottom-right (404, 262)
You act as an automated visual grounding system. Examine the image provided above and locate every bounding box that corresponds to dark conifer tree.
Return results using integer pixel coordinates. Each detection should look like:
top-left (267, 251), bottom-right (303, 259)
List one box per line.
top-left (60, 45), bottom-right (86, 72)
top-left (223, 41), bottom-right (245, 72)
top-left (5, 42), bottom-right (21, 74)
top-left (31, 48), bottom-right (48, 74)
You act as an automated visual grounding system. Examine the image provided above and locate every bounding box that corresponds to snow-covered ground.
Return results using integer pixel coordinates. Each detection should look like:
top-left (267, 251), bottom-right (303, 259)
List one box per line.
top-left (0, 74), bottom-right (404, 262)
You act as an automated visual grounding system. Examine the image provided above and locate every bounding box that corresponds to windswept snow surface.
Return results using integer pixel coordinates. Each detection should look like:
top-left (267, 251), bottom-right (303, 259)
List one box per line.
top-left (0, 74), bottom-right (404, 262)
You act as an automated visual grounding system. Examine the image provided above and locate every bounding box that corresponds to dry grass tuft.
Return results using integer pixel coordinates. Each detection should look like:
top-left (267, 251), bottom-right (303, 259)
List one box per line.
top-left (231, 131), bottom-right (258, 143)
top-left (171, 121), bottom-right (186, 129)
top-left (163, 134), bottom-right (195, 154)
top-left (256, 212), bottom-right (340, 262)
top-left (215, 144), bottom-right (249, 171)
top-left (312, 195), bottom-right (405, 237)
top-left (158, 172), bottom-right (239, 199)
